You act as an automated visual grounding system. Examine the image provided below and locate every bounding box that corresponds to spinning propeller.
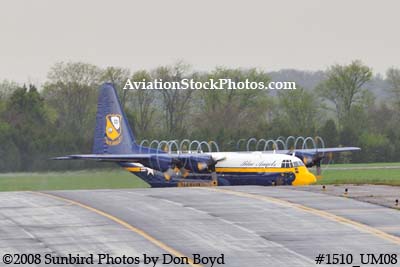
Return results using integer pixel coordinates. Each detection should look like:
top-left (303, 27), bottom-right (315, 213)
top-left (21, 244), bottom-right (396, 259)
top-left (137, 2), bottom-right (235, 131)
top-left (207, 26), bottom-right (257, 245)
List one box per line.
top-left (163, 158), bottom-right (188, 181)
top-left (308, 151), bottom-right (333, 177)
top-left (291, 151), bottom-right (328, 178)
top-left (163, 156), bottom-right (226, 182)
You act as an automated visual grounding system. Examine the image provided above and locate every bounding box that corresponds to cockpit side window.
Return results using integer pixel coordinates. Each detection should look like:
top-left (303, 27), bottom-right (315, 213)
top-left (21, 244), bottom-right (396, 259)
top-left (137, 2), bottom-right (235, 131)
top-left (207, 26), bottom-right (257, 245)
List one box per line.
top-left (293, 160), bottom-right (305, 167)
top-left (281, 160), bottom-right (293, 168)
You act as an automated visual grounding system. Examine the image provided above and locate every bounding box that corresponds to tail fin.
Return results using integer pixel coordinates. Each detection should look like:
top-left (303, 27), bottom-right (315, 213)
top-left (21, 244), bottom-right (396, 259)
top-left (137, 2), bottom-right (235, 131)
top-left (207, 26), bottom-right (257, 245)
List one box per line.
top-left (93, 83), bottom-right (137, 154)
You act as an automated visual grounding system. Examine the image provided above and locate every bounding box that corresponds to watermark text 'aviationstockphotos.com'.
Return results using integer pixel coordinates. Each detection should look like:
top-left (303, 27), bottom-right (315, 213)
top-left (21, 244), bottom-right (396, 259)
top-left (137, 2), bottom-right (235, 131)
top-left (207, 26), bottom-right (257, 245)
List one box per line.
top-left (123, 78), bottom-right (297, 90)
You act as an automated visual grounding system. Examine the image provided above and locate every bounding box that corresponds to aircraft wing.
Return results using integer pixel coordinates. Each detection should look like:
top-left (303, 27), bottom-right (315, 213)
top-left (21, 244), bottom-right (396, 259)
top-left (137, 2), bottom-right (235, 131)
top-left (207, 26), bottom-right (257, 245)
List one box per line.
top-left (52, 154), bottom-right (154, 162)
top-left (52, 153), bottom-right (211, 162)
top-left (52, 153), bottom-right (214, 175)
top-left (265, 147), bottom-right (361, 154)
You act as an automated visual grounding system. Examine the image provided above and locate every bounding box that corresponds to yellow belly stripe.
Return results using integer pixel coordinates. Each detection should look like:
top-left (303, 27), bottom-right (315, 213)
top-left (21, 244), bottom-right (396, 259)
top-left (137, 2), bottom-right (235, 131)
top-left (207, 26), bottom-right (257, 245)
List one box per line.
top-left (215, 167), bottom-right (292, 173)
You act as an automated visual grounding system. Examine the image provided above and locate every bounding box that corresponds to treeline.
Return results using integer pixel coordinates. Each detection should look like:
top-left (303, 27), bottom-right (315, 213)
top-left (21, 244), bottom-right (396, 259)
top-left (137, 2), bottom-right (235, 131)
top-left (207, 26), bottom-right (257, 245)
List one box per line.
top-left (0, 60), bottom-right (400, 172)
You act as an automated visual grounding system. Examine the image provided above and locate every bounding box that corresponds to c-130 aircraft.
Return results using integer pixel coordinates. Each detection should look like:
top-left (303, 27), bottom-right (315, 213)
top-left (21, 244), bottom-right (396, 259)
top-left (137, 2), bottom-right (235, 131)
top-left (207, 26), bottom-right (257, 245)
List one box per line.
top-left (54, 83), bottom-right (360, 187)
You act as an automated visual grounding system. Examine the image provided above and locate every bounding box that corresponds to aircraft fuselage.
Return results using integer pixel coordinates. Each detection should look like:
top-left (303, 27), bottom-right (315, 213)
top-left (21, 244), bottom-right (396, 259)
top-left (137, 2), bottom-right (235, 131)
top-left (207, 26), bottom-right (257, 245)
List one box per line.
top-left (121, 152), bottom-right (316, 187)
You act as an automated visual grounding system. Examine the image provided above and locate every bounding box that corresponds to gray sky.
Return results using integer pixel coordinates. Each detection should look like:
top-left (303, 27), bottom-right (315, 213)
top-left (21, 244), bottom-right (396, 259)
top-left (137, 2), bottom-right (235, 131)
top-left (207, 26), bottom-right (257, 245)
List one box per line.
top-left (1, 0), bottom-right (399, 84)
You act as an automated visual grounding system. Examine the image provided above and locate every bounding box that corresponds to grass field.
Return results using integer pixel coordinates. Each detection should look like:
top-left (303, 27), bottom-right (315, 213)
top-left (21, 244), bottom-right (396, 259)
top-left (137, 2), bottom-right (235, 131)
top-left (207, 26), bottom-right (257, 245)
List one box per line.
top-left (314, 162), bottom-right (400, 186)
top-left (320, 162), bottom-right (400, 168)
top-left (0, 169), bottom-right (149, 191)
top-left (0, 162), bottom-right (399, 191)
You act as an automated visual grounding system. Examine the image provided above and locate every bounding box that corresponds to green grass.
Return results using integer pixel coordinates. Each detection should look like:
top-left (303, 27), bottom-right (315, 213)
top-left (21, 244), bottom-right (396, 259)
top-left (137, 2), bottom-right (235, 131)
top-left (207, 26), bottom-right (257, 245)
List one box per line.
top-left (322, 162), bottom-right (400, 168)
top-left (0, 169), bottom-right (149, 191)
top-left (0, 162), bottom-right (399, 191)
top-left (315, 162), bottom-right (400, 186)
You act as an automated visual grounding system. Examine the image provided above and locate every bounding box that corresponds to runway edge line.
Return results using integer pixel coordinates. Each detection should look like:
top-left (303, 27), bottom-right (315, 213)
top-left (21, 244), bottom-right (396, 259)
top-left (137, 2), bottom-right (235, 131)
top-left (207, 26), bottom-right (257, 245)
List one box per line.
top-left (202, 187), bottom-right (400, 245)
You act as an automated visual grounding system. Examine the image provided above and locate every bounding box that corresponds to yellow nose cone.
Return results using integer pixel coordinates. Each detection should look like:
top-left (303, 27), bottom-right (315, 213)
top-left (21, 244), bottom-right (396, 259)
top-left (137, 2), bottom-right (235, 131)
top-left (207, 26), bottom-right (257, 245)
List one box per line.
top-left (292, 167), bottom-right (317, 186)
top-left (308, 172), bottom-right (317, 184)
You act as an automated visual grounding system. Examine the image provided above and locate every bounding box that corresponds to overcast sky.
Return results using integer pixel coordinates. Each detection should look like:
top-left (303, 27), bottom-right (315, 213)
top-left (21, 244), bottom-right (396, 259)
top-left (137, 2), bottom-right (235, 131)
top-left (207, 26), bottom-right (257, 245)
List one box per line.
top-left (1, 0), bottom-right (399, 84)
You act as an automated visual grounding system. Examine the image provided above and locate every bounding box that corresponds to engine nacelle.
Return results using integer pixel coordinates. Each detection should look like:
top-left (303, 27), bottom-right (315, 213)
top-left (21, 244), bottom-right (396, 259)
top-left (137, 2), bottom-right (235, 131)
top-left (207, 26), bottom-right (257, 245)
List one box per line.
top-left (185, 155), bottom-right (214, 173)
top-left (143, 154), bottom-right (213, 173)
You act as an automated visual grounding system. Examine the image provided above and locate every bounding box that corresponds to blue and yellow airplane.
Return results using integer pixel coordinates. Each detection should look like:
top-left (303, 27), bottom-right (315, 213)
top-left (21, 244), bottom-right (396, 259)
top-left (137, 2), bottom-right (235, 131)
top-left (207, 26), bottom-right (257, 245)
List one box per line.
top-left (54, 83), bottom-right (360, 187)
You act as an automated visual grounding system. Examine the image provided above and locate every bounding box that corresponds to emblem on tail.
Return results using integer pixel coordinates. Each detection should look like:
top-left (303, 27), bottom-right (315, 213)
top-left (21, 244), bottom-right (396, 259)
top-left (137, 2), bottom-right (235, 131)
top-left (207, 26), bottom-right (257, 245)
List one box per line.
top-left (105, 114), bottom-right (122, 145)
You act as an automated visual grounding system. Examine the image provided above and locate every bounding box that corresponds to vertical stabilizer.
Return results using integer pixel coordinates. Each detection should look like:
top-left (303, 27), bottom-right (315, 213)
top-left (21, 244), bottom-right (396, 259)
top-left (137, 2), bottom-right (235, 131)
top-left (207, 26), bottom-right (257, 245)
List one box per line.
top-left (92, 83), bottom-right (136, 154)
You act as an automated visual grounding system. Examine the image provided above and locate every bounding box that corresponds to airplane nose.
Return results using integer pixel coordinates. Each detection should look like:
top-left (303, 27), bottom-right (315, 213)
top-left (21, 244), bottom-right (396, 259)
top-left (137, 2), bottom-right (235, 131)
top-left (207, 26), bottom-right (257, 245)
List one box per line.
top-left (308, 172), bottom-right (317, 184)
top-left (292, 167), bottom-right (317, 186)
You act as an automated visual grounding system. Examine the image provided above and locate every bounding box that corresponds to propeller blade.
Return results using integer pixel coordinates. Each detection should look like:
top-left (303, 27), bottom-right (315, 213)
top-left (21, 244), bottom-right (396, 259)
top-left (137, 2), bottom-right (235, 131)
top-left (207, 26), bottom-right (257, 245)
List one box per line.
top-left (214, 157), bottom-right (226, 164)
top-left (180, 168), bottom-right (190, 178)
top-left (208, 156), bottom-right (224, 186)
top-left (163, 168), bottom-right (175, 181)
top-left (314, 154), bottom-right (324, 178)
top-left (197, 162), bottom-right (208, 171)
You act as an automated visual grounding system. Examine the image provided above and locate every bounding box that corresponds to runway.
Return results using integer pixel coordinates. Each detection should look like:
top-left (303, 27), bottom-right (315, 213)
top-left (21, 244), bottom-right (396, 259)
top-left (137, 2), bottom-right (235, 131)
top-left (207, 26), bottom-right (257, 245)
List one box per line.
top-left (1, 186), bottom-right (400, 266)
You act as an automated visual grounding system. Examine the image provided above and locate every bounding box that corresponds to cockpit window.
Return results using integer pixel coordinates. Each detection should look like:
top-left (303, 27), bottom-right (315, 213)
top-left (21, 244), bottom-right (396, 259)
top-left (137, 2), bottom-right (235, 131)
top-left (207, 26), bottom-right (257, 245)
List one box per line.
top-left (293, 160), bottom-right (304, 167)
top-left (281, 160), bottom-right (293, 168)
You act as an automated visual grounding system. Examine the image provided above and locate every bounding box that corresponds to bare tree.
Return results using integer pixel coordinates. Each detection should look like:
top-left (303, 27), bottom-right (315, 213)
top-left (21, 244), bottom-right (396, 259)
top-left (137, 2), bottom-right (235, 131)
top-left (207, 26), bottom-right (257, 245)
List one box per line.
top-left (0, 80), bottom-right (19, 100)
top-left (127, 70), bottom-right (157, 139)
top-left (386, 68), bottom-right (400, 109)
top-left (153, 62), bottom-right (195, 138)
